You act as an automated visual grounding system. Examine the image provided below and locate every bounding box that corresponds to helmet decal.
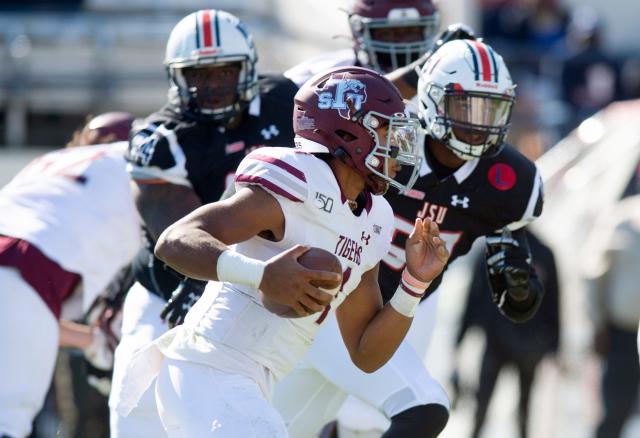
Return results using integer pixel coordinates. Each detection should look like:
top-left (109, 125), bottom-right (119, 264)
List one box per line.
top-left (316, 74), bottom-right (368, 119)
top-left (195, 9), bottom-right (220, 48)
top-left (464, 40), bottom-right (499, 83)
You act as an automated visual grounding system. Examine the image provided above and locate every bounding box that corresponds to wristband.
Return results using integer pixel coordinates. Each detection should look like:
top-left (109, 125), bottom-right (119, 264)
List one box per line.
top-left (216, 250), bottom-right (266, 290)
top-left (389, 268), bottom-right (431, 317)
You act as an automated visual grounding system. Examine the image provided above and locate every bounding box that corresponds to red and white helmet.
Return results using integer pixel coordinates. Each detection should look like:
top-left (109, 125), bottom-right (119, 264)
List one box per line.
top-left (349, 0), bottom-right (440, 73)
top-left (293, 66), bottom-right (422, 194)
top-left (165, 10), bottom-right (258, 121)
top-left (417, 39), bottom-right (516, 160)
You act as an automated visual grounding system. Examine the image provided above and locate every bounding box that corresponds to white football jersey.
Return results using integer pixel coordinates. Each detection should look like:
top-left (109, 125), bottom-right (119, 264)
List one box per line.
top-left (164, 144), bottom-right (395, 381)
top-left (284, 49), bottom-right (357, 88)
top-left (0, 142), bottom-right (142, 314)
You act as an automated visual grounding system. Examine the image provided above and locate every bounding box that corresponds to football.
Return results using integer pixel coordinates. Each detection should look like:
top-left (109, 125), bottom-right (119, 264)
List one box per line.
top-left (262, 247), bottom-right (343, 318)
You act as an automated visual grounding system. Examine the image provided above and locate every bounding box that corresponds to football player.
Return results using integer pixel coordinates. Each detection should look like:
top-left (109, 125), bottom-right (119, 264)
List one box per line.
top-left (107, 9), bottom-right (302, 437)
top-left (284, 0), bottom-right (476, 100)
top-left (0, 113), bottom-right (141, 438)
top-left (115, 66), bottom-right (449, 437)
top-left (273, 40), bottom-right (545, 437)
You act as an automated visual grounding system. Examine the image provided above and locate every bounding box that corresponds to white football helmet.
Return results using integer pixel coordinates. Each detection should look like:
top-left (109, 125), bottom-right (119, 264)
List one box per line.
top-left (165, 10), bottom-right (258, 121)
top-left (417, 39), bottom-right (516, 160)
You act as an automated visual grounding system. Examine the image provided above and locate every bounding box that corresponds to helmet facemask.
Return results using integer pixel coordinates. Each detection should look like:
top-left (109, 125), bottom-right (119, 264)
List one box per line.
top-left (425, 83), bottom-right (514, 160)
top-left (351, 11), bottom-right (439, 73)
top-left (361, 111), bottom-right (422, 193)
top-left (168, 55), bottom-right (257, 122)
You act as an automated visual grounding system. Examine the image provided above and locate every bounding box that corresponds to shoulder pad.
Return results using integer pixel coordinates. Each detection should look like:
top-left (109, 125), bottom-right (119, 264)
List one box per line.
top-left (488, 145), bottom-right (544, 228)
top-left (235, 147), bottom-right (310, 203)
top-left (126, 122), bottom-right (190, 186)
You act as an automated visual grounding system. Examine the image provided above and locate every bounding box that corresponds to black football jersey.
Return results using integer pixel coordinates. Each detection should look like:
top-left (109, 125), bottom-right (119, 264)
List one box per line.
top-left (379, 143), bottom-right (544, 302)
top-left (126, 74), bottom-right (299, 298)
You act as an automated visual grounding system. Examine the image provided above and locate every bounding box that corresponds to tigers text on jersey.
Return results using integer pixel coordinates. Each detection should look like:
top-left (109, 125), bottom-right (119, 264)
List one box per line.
top-left (125, 74), bottom-right (299, 299)
top-left (379, 143), bottom-right (543, 301)
top-left (159, 145), bottom-right (394, 382)
top-left (0, 142), bottom-right (142, 315)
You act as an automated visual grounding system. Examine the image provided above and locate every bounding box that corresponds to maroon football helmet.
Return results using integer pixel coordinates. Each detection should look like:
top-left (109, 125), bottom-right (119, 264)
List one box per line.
top-left (293, 66), bottom-right (421, 194)
top-left (68, 112), bottom-right (134, 147)
top-left (349, 0), bottom-right (440, 73)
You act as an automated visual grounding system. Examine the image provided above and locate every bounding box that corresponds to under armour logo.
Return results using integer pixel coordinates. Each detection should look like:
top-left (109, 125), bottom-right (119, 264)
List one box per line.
top-left (451, 195), bottom-right (470, 208)
top-left (260, 124), bottom-right (280, 140)
top-left (361, 231), bottom-right (371, 245)
top-left (372, 224), bottom-right (382, 235)
top-left (181, 292), bottom-right (200, 311)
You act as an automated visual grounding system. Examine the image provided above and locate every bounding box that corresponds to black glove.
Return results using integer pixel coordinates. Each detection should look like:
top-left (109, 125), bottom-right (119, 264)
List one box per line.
top-left (486, 228), bottom-right (530, 299)
top-left (160, 277), bottom-right (207, 328)
top-left (485, 228), bottom-right (543, 322)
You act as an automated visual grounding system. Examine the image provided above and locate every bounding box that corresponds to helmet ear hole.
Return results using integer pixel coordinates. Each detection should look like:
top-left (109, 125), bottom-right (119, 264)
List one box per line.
top-left (335, 130), bottom-right (358, 142)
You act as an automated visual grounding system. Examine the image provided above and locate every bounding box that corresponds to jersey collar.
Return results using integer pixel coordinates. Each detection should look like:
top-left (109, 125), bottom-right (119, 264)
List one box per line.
top-left (419, 156), bottom-right (480, 184)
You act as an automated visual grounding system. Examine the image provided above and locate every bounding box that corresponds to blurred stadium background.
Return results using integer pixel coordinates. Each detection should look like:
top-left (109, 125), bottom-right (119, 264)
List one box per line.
top-left (1, 1), bottom-right (639, 437)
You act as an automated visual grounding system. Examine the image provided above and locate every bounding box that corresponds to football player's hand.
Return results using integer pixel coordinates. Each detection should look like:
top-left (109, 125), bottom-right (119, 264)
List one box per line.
top-left (260, 245), bottom-right (341, 317)
top-left (486, 228), bottom-right (531, 301)
top-left (404, 218), bottom-right (449, 283)
top-left (160, 277), bottom-right (207, 328)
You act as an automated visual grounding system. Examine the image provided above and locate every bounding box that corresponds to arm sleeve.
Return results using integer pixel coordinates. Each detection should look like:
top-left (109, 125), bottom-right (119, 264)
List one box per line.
top-left (506, 170), bottom-right (544, 230)
top-left (126, 123), bottom-right (191, 187)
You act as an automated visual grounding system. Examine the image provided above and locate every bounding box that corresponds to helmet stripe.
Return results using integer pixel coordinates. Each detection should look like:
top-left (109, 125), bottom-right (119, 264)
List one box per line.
top-left (214, 10), bottom-right (221, 47)
top-left (194, 13), bottom-right (201, 48)
top-left (201, 10), bottom-right (213, 47)
top-left (488, 46), bottom-right (499, 82)
top-left (464, 41), bottom-right (480, 81)
top-left (472, 41), bottom-right (492, 82)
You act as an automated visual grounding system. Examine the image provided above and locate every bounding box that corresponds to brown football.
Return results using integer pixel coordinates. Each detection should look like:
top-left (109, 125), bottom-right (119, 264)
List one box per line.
top-left (262, 247), bottom-right (343, 318)
top-left (298, 247), bottom-right (343, 290)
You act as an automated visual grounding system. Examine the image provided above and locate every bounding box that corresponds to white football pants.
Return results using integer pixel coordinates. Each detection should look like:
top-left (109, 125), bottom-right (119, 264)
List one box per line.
top-left (273, 290), bottom-right (449, 438)
top-left (156, 358), bottom-right (289, 437)
top-left (109, 282), bottom-right (167, 438)
top-left (0, 267), bottom-right (59, 438)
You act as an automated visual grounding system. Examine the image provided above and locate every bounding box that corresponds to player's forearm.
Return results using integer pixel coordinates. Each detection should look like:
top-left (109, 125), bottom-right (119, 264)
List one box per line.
top-left (132, 181), bottom-right (202, 240)
top-left (385, 57), bottom-right (424, 100)
top-left (155, 222), bottom-right (227, 281)
top-left (350, 305), bottom-right (412, 373)
top-left (59, 320), bottom-right (93, 349)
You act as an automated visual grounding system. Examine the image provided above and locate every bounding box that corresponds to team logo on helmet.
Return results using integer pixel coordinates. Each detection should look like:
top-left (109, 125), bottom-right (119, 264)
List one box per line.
top-left (316, 74), bottom-right (368, 120)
